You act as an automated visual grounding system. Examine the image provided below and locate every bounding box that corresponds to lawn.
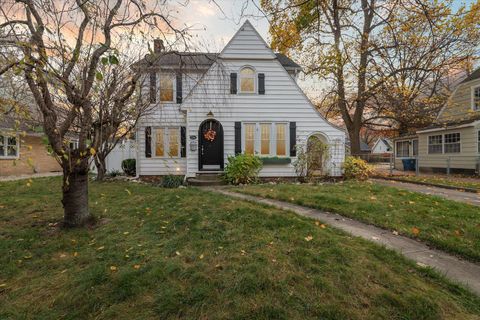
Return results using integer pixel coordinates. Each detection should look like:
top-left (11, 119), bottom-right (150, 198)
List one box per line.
top-left (1, 178), bottom-right (480, 319)
top-left (234, 181), bottom-right (480, 263)
top-left (393, 175), bottom-right (480, 191)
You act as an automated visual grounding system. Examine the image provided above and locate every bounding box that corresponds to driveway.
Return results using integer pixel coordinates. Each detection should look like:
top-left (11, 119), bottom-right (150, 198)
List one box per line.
top-left (372, 179), bottom-right (480, 206)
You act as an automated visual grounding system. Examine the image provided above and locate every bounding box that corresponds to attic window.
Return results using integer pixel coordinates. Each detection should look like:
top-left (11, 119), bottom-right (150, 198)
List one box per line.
top-left (239, 67), bottom-right (255, 93)
top-left (473, 86), bottom-right (480, 111)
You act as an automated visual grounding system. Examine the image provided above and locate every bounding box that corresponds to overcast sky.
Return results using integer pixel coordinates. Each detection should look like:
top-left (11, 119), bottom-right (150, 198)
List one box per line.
top-left (181, 0), bottom-right (475, 52)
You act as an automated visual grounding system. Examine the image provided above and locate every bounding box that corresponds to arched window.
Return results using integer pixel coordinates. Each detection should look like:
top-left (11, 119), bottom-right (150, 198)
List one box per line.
top-left (239, 67), bottom-right (255, 93)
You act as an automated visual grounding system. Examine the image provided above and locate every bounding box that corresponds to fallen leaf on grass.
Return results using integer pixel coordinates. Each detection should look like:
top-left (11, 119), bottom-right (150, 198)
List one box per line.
top-left (412, 227), bottom-right (420, 235)
top-left (125, 189), bottom-right (132, 195)
top-left (73, 252), bottom-right (78, 257)
top-left (133, 264), bottom-right (141, 270)
top-left (304, 235), bottom-right (313, 242)
top-left (199, 254), bottom-right (204, 259)
top-left (110, 266), bottom-right (117, 272)
top-left (175, 251), bottom-right (181, 256)
top-left (97, 246), bottom-right (105, 251)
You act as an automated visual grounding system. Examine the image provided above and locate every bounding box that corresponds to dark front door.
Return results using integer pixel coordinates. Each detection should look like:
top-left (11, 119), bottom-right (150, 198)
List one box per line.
top-left (199, 119), bottom-right (224, 170)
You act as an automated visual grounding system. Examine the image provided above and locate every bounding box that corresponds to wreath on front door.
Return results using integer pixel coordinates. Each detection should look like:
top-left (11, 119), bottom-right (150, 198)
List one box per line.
top-left (204, 128), bottom-right (216, 142)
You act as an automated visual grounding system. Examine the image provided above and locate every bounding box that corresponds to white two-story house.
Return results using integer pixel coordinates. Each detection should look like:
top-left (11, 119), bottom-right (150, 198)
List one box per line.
top-left (134, 20), bottom-right (345, 181)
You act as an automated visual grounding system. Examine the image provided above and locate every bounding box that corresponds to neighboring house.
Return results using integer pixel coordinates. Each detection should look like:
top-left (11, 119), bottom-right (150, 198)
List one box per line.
top-left (134, 20), bottom-right (345, 179)
top-left (372, 138), bottom-right (392, 154)
top-left (393, 67), bottom-right (480, 174)
top-left (345, 138), bottom-right (371, 155)
top-left (0, 116), bottom-right (61, 176)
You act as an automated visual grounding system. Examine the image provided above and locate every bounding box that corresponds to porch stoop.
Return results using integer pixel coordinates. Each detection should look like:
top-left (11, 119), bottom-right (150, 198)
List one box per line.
top-left (188, 172), bottom-right (226, 186)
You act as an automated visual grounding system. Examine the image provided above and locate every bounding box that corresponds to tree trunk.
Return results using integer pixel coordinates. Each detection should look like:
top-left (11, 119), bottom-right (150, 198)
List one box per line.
top-left (62, 167), bottom-right (91, 227)
top-left (349, 128), bottom-right (362, 155)
top-left (94, 155), bottom-right (107, 181)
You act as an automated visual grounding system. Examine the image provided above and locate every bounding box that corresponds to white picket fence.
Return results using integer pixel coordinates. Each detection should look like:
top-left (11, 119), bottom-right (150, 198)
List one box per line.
top-left (90, 139), bottom-right (137, 173)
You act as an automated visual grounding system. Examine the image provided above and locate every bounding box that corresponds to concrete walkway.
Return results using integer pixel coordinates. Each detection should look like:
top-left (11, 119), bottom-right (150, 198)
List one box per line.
top-left (373, 179), bottom-right (480, 207)
top-left (0, 172), bottom-right (62, 182)
top-left (211, 188), bottom-right (480, 296)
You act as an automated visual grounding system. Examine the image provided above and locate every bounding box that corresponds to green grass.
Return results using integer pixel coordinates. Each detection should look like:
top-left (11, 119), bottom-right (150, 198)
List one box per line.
top-left (395, 175), bottom-right (480, 191)
top-left (234, 181), bottom-right (480, 263)
top-left (0, 178), bottom-right (479, 319)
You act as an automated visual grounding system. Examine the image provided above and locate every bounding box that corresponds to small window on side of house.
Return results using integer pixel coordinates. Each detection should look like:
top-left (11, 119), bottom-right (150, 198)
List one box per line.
top-left (444, 133), bottom-right (460, 153)
top-left (473, 86), bottom-right (480, 111)
top-left (395, 141), bottom-right (409, 158)
top-left (0, 134), bottom-right (18, 158)
top-left (428, 135), bottom-right (443, 154)
top-left (478, 131), bottom-right (480, 153)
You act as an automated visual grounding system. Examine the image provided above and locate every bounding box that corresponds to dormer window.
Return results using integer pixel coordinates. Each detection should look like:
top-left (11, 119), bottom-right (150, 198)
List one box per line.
top-left (473, 86), bottom-right (480, 111)
top-left (239, 67), bottom-right (255, 93)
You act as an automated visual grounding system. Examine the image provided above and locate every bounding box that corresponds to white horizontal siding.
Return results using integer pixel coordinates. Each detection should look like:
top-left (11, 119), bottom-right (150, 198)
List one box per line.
top-left (219, 21), bottom-right (276, 60)
top-left (137, 20), bottom-right (345, 177)
top-left (183, 57), bottom-right (345, 177)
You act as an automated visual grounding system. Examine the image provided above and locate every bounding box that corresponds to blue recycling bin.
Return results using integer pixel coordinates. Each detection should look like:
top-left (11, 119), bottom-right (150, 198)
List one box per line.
top-left (402, 158), bottom-right (416, 171)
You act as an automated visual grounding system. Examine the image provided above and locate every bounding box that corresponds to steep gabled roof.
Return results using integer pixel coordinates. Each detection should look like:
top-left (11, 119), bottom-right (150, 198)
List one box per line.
top-left (460, 67), bottom-right (480, 84)
top-left (133, 51), bottom-right (300, 71)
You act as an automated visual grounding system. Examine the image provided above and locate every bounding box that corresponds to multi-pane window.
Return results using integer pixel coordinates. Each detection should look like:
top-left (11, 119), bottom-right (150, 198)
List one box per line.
top-left (239, 67), bottom-right (255, 93)
top-left (395, 141), bottom-right (409, 158)
top-left (276, 124), bottom-right (287, 156)
top-left (168, 128), bottom-right (179, 157)
top-left (154, 127), bottom-right (180, 157)
top-left (244, 124), bottom-right (255, 155)
top-left (159, 74), bottom-right (174, 102)
top-left (444, 133), bottom-right (460, 153)
top-left (243, 123), bottom-right (288, 156)
top-left (428, 135), bottom-right (443, 154)
top-left (0, 135), bottom-right (18, 158)
top-left (412, 140), bottom-right (418, 157)
top-left (155, 128), bottom-right (165, 157)
top-left (473, 86), bottom-right (480, 111)
top-left (260, 123), bottom-right (270, 155)
top-left (478, 131), bottom-right (480, 153)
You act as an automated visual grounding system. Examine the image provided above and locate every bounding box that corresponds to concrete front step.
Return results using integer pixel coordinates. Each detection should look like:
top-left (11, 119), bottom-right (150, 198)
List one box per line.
top-left (188, 178), bottom-right (226, 186)
top-left (195, 173), bottom-right (223, 181)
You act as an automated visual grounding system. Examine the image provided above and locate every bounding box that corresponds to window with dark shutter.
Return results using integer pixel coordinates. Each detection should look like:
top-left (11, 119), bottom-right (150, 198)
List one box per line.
top-left (149, 72), bottom-right (156, 103)
top-left (230, 73), bottom-right (237, 94)
top-left (180, 126), bottom-right (186, 157)
top-left (176, 72), bottom-right (183, 104)
top-left (234, 122), bottom-right (241, 154)
top-left (258, 73), bottom-right (265, 94)
top-left (145, 126), bottom-right (152, 158)
top-left (289, 122), bottom-right (296, 157)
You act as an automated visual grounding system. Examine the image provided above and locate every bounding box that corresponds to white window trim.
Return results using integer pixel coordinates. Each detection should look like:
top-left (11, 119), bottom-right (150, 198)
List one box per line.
top-left (443, 132), bottom-right (461, 154)
top-left (412, 139), bottom-right (418, 157)
top-left (477, 130), bottom-right (480, 154)
top-left (428, 134), bottom-right (443, 155)
top-left (152, 127), bottom-right (181, 158)
top-left (395, 140), bottom-right (410, 159)
top-left (471, 85), bottom-right (480, 111)
top-left (241, 122), bottom-right (289, 157)
top-left (0, 133), bottom-right (20, 160)
top-left (238, 66), bottom-right (256, 94)
top-left (159, 73), bottom-right (176, 103)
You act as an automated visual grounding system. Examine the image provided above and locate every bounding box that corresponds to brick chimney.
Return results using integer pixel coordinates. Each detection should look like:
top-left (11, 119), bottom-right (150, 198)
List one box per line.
top-left (153, 39), bottom-right (164, 53)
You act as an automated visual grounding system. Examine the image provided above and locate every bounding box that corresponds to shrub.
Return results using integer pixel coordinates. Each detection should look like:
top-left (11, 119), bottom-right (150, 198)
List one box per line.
top-left (223, 153), bottom-right (263, 185)
top-left (342, 156), bottom-right (373, 181)
top-left (121, 158), bottom-right (136, 176)
top-left (161, 175), bottom-right (184, 188)
top-left (107, 169), bottom-right (122, 177)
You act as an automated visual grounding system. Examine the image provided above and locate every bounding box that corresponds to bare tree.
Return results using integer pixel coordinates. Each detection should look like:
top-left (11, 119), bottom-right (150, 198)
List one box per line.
top-left (0, 0), bottom-right (186, 227)
top-left (89, 49), bottom-right (151, 181)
